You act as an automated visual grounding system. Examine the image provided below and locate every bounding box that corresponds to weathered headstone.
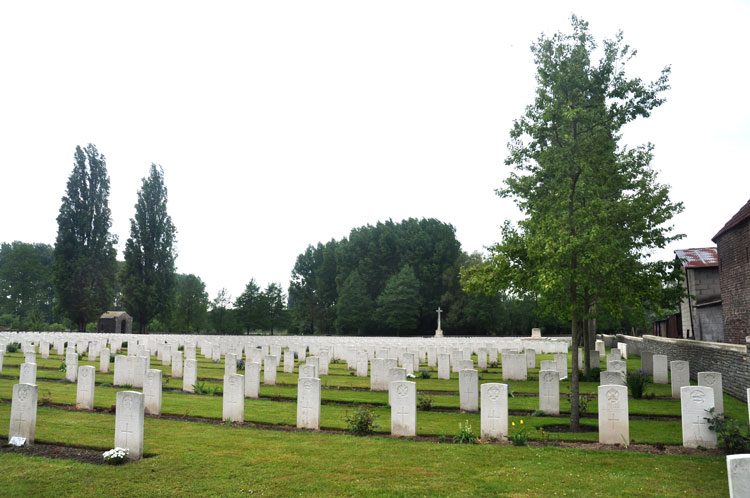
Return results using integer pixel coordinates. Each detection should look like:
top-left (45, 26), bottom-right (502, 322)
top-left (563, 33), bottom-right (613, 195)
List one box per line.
top-left (144, 369), bottom-right (163, 416)
top-left (24, 352), bottom-right (35, 364)
top-left (607, 359), bottom-right (627, 376)
top-left (539, 369), bottom-right (560, 415)
top-left (9, 383), bottom-right (38, 445)
top-left (298, 364), bottom-right (316, 379)
top-left (589, 350), bottom-right (600, 370)
top-left (459, 369), bottom-right (479, 412)
top-left (607, 350), bottom-right (622, 362)
top-left (671, 360), bottom-right (690, 399)
top-left (132, 356), bottom-right (147, 389)
top-left (319, 350), bottom-right (330, 376)
top-left (19, 362), bottom-right (37, 385)
top-left (727, 454), bottom-right (750, 498)
top-left (554, 352), bottom-right (568, 380)
top-left (539, 360), bottom-right (556, 372)
top-left (400, 352), bottom-right (415, 375)
top-left (76, 365), bottom-right (95, 410)
top-left (305, 357), bottom-right (320, 379)
top-left (525, 349), bottom-right (536, 369)
top-left (598, 385), bottom-right (629, 445)
top-left (297, 377), bottom-right (321, 430)
top-left (641, 351), bottom-right (654, 376)
top-left (477, 348), bottom-right (488, 369)
top-left (115, 391), bottom-right (144, 460)
top-left (480, 383), bottom-right (508, 440)
top-left (680, 386), bottom-right (717, 449)
top-left (65, 352), bottom-right (78, 382)
top-left (653, 355), bottom-right (668, 384)
top-left (390, 381), bottom-right (416, 437)
top-left (356, 351), bottom-right (368, 377)
top-left (595, 340), bottom-right (606, 356)
top-left (172, 351), bottom-right (183, 378)
top-left (225, 353), bottom-right (237, 376)
top-left (502, 353), bottom-right (527, 381)
top-left (455, 359), bottom-right (474, 372)
top-left (437, 353), bottom-right (451, 380)
top-left (223, 374), bottom-right (245, 423)
top-left (183, 359), bottom-right (198, 392)
top-left (698, 371), bottom-right (724, 415)
top-left (40, 341), bottom-right (50, 359)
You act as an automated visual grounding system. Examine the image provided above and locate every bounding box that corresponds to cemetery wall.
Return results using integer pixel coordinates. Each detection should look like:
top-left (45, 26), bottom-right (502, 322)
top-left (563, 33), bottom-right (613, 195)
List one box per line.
top-left (615, 334), bottom-right (750, 402)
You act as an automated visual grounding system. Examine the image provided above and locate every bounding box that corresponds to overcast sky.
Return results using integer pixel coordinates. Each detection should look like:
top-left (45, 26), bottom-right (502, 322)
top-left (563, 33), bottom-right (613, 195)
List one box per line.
top-left (2, 1), bottom-right (748, 301)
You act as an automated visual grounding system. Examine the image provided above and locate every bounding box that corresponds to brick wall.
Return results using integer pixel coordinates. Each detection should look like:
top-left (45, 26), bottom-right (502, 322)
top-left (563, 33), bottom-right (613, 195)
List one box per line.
top-left (613, 333), bottom-right (750, 402)
top-left (717, 217), bottom-right (750, 345)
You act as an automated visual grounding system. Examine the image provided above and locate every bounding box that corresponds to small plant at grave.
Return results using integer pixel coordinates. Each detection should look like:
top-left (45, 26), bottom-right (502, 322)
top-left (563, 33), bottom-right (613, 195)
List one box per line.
top-left (580, 367), bottom-right (602, 382)
top-left (507, 383), bottom-right (515, 398)
top-left (626, 369), bottom-right (651, 399)
top-left (178, 345), bottom-right (184, 351)
top-left (453, 419), bottom-right (478, 444)
top-left (417, 392), bottom-right (434, 411)
top-left (578, 395), bottom-right (590, 416)
top-left (77, 353), bottom-right (84, 361)
top-left (123, 384), bottom-right (133, 389)
top-left (39, 391), bottom-right (53, 406)
top-left (349, 371), bottom-right (355, 376)
top-left (535, 425), bottom-right (554, 445)
top-left (58, 362), bottom-right (67, 373)
top-left (532, 409), bottom-right (546, 417)
top-left (6, 342), bottom-right (20, 353)
top-left (344, 406), bottom-right (379, 436)
top-left (100, 383), bottom-right (113, 388)
top-left (642, 392), bottom-right (656, 400)
top-left (194, 381), bottom-right (208, 395)
top-left (489, 361), bottom-right (498, 368)
top-left (419, 369), bottom-right (431, 379)
top-left (236, 359), bottom-right (245, 372)
top-left (224, 419), bottom-right (232, 427)
top-left (705, 407), bottom-right (750, 454)
top-left (109, 355), bottom-right (115, 363)
top-left (509, 420), bottom-right (529, 446)
top-left (102, 447), bottom-right (129, 465)
top-left (162, 377), bottom-right (169, 388)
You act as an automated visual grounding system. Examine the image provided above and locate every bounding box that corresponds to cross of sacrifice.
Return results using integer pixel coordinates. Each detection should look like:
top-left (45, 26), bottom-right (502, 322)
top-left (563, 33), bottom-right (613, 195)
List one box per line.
top-left (436, 307), bottom-right (443, 328)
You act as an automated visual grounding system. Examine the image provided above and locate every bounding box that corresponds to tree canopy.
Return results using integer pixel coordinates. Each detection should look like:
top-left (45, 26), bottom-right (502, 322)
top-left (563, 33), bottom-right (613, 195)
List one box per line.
top-left (462, 16), bottom-right (683, 429)
top-left (121, 164), bottom-right (177, 332)
top-left (52, 144), bottom-right (118, 331)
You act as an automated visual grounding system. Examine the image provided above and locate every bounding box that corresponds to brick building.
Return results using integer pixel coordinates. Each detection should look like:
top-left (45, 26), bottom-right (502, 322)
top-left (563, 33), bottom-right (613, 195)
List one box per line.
top-left (712, 198), bottom-right (750, 345)
top-left (674, 248), bottom-right (723, 341)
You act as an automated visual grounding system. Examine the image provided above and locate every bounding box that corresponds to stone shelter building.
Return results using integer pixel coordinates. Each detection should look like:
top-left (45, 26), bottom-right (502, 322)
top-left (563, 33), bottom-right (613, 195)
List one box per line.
top-left (713, 198), bottom-right (750, 345)
top-left (97, 311), bottom-right (133, 334)
top-left (674, 248), bottom-right (723, 342)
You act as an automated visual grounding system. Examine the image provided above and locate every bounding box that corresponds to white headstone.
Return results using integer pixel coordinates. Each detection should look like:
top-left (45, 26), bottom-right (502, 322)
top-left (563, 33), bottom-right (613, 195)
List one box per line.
top-left (480, 383), bottom-right (508, 440)
top-left (264, 355), bottom-right (277, 385)
top-left (9, 383), bottom-right (38, 444)
top-left (539, 369), bottom-right (560, 415)
top-left (390, 381), bottom-right (416, 437)
top-left (76, 365), bottom-right (96, 410)
top-left (284, 350), bottom-right (294, 373)
top-left (437, 353), bottom-right (450, 380)
top-left (459, 369), bottom-right (479, 412)
top-left (531, 328), bottom-right (541, 338)
top-left (298, 364), bottom-right (316, 379)
top-left (653, 355), bottom-right (668, 384)
top-left (387, 368), bottom-right (407, 406)
top-left (245, 362), bottom-right (261, 398)
top-left (100, 347), bottom-right (110, 373)
top-left (477, 348), bottom-right (488, 369)
top-left (600, 371), bottom-right (625, 386)
top-left (19, 362), bottom-right (37, 385)
top-left (727, 454), bottom-right (750, 498)
top-left (595, 340), bottom-right (606, 356)
top-left (607, 359), bottom-right (627, 376)
top-left (225, 353), bottom-right (237, 376)
top-left (598, 385), bottom-right (629, 445)
top-left (172, 351), bottom-right (183, 378)
top-left (400, 352), bottom-right (415, 375)
top-left (539, 360), bottom-right (556, 372)
top-left (115, 391), bottom-right (145, 460)
top-left (554, 352), bottom-right (568, 380)
top-left (223, 374), bottom-right (245, 423)
top-left (144, 369), bottom-right (163, 416)
top-left (65, 352), bottom-right (78, 382)
top-left (132, 356), bottom-right (148, 389)
top-left (698, 371), bottom-right (724, 415)
top-left (183, 359), bottom-right (198, 393)
top-left (641, 351), bottom-right (654, 376)
top-left (680, 386), bottom-right (717, 449)
top-left (525, 349), bottom-right (536, 369)
top-left (356, 351), bottom-right (368, 377)
top-left (589, 350), bottom-right (600, 370)
top-left (24, 352), bottom-right (35, 364)
top-left (297, 377), bottom-right (321, 430)
top-left (305, 357), bottom-right (320, 379)
top-left (671, 360), bottom-right (690, 399)
top-left (502, 353), bottom-right (527, 381)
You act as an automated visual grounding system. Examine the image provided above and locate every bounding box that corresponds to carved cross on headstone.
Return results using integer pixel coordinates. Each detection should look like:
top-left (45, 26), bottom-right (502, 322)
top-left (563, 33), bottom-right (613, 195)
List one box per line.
top-left (397, 405), bottom-right (410, 426)
top-left (608, 411), bottom-right (619, 430)
top-left (693, 414), bottom-right (708, 439)
top-left (487, 408), bottom-right (502, 431)
top-left (120, 423), bottom-right (133, 447)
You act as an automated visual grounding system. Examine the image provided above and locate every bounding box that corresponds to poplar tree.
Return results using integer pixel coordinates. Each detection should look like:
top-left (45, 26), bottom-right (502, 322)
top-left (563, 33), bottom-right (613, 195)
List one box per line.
top-left (53, 144), bottom-right (118, 331)
top-left (121, 164), bottom-right (177, 332)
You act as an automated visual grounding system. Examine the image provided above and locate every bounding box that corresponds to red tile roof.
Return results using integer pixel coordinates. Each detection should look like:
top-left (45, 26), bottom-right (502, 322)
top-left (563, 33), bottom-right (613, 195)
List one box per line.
top-left (674, 248), bottom-right (719, 268)
top-left (713, 198), bottom-right (750, 242)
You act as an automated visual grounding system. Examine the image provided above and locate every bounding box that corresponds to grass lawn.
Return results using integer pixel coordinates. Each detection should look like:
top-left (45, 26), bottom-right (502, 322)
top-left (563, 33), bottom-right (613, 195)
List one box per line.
top-left (0, 347), bottom-right (738, 496)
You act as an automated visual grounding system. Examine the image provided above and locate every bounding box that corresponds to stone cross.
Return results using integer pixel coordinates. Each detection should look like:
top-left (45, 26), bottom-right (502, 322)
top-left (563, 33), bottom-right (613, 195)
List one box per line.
top-left (435, 307), bottom-right (444, 337)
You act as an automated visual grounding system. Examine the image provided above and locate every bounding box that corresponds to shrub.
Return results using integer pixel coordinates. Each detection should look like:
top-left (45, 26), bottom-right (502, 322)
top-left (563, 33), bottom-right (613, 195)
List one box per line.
top-left (194, 381), bottom-right (208, 395)
top-left (417, 392), bottom-right (434, 411)
top-left (626, 369), bottom-right (651, 399)
top-left (419, 369), bottom-right (431, 379)
top-left (236, 359), bottom-right (245, 371)
top-left (509, 419), bottom-right (529, 446)
top-left (532, 409), bottom-right (546, 417)
top-left (453, 419), bottom-right (478, 444)
top-left (59, 362), bottom-right (67, 373)
top-left (6, 342), bottom-right (20, 353)
top-left (705, 408), bottom-right (750, 454)
top-left (48, 323), bottom-right (66, 332)
top-left (345, 406), bottom-right (379, 436)
top-left (580, 367), bottom-right (602, 382)
top-left (578, 395), bottom-right (590, 416)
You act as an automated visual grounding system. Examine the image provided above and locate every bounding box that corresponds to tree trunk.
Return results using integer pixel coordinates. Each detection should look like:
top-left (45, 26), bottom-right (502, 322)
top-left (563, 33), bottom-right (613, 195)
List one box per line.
top-left (582, 315), bottom-right (590, 376)
top-left (570, 303), bottom-right (581, 431)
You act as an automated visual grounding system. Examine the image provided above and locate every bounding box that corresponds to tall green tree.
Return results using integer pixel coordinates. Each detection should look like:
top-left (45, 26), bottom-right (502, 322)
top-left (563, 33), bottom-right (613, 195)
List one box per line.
top-left (262, 282), bottom-right (287, 334)
top-left (462, 17), bottom-right (682, 430)
top-left (0, 242), bottom-right (55, 328)
top-left (235, 278), bottom-right (263, 332)
top-left (335, 270), bottom-right (374, 335)
top-left (376, 264), bottom-right (420, 334)
top-left (53, 144), bottom-right (118, 331)
top-left (121, 164), bottom-right (177, 333)
top-left (210, 287), bottom-right (234, 334)
top-left (174, 273), bottom-right (209, 333)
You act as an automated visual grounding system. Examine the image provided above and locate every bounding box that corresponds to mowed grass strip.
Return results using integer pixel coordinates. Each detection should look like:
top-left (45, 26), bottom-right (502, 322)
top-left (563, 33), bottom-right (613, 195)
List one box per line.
top-left (0, 403), bottom-right (728, 497)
